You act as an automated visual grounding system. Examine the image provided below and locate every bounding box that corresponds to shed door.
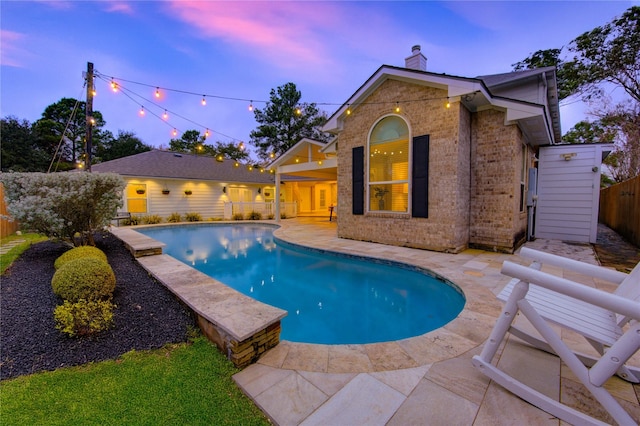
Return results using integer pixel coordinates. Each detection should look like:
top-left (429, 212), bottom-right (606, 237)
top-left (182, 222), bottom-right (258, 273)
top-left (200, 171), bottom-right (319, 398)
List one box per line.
top-left (534, 145), bottom-right (607, 243)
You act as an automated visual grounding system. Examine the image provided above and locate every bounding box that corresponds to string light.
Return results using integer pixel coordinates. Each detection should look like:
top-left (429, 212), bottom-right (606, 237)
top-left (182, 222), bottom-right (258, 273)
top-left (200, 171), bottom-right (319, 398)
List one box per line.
top-left (295, 106), bottom-right (302, 115)
top-left (346, 105), bottom-right (351, 115)
top-left (172, 128), bottom-right (178, 137)
top-left (139, 106), bottom-right (145, 116)
top-left (248, 101), bottom-right (254, 112)
top-left (395, 102), bottom-right (400, 113)
top-left (446, 98), bottom-right (451, 108)
top-left (111, 79), bottom-right (118, 92)
top-left (238, 142), bottom-right (245, 151)
top-left (234, 162), bottom-right (240, 167)
top-left (201, 96), bottom-right (206, 106)
top-left (269, 152), bottom-right (275, 159)
top-left (205, 129), bottom-right (210, 138)
top-left (163, 110), bottom-right (169, 120)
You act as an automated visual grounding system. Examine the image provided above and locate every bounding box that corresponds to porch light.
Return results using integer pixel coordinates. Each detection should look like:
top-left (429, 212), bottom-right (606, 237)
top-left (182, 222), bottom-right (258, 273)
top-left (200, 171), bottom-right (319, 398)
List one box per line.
top-left (216, 154), bottom-right (224, 162)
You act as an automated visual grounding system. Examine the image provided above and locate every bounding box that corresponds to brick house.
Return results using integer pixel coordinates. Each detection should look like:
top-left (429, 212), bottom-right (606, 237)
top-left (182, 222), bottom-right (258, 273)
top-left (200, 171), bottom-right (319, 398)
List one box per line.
top-left (273, 46), bottom-right (562, 253)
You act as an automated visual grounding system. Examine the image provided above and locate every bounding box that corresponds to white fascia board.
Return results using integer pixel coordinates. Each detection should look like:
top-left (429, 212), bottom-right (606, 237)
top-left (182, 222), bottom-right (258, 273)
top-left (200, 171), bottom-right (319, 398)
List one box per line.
top-left (277, 157), bottom-right (337, 174)
top-left (492, 98), bottom-right (545, 124)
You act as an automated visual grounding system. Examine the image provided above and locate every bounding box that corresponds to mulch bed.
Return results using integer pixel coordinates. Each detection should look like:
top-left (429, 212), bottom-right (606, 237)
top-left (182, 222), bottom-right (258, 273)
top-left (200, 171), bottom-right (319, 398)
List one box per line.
top-left (0, 232), bottom-right (196, 380)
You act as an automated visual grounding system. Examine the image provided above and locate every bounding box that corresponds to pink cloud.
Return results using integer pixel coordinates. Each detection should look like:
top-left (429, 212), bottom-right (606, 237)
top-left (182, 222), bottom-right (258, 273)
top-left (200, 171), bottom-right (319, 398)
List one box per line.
top-left (165, 1), bottom-right (341, 69)
top-left (0, 30), bottom-right (31, 67)
top-left (103, 1), bottom-right (135, 15)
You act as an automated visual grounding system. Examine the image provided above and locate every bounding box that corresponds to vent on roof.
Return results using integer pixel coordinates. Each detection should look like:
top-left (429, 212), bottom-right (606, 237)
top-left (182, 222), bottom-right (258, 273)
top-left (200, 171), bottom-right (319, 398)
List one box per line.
top-left (174, 153), bottom-right (182, 157)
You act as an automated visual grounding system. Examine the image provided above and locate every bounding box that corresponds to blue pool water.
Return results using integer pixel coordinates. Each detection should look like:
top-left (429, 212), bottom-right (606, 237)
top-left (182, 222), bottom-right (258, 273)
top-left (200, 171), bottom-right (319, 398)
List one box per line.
top-left (138, 224), bottom-right (465, 345)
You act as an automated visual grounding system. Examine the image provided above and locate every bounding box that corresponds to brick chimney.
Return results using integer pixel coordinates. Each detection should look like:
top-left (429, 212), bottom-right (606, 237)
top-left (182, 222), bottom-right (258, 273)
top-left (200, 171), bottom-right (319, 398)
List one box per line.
top-left (404, 45), bottom-right (427, 71)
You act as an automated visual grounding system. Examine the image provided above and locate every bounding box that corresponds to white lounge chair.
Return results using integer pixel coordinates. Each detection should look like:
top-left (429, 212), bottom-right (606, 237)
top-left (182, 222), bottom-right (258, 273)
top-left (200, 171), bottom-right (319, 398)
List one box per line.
top-left (472, 247), bottom-right (640, 426)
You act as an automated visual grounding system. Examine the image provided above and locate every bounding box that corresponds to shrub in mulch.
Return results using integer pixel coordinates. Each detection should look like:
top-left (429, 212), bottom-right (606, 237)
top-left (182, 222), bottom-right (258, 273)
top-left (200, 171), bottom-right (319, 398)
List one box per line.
top-left (0, 232), bottom-right (195, 380)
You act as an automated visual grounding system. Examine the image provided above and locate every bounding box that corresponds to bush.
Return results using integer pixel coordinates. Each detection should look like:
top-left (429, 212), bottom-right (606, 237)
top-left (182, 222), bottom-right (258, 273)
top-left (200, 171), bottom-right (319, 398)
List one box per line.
top-left (246, 211), bottom-right (262, 220)
top-left (267, 213), bottom-right (275, 220)
top-left (232, 213), bottom-right (244, 221)
top-left (54, 246), bottom-right (108, 270)
top-left (51, 258), bottom-right (116, 302)
top-left (141, 215), bottom-right (162, 224)
top-left (167, 212), bottom-right (182, 223)
top-left (54, 299), bottom-right (115, 337)
top-left (184, 212), bottom-right (202, 222)
top-left (280, 213), bottom-right (288, 219)
top-left (0, 172), bottom-right (125, 246)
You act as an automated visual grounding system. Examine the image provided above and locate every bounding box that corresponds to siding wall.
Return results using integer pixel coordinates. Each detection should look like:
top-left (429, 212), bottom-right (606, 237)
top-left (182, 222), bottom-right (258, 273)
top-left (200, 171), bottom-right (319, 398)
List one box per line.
top-left (122, 178), bottom-right (278, 220)
top-left (535, 144), bottom-right (605, 243)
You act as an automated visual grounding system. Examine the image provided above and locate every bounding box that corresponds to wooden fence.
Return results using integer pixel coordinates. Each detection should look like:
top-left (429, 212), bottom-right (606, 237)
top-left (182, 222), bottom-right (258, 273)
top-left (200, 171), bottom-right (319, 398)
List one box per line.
top-left (0, 183), bottom-right (20, 238)
top-left (599, 175), bottom-right (640, 247)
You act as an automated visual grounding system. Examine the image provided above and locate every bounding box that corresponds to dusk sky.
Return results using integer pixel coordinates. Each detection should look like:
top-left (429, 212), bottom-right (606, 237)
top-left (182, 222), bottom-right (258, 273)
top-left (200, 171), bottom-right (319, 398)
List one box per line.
top-left (1, 1), bottom-right (636, 156)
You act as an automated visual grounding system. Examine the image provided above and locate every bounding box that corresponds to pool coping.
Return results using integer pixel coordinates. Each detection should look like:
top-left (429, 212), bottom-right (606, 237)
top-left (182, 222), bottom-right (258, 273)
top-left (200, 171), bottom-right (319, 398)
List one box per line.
top-left (111, 220), bottom-right (503, 373)
top-left (110, 224), bottom-right (287, 368)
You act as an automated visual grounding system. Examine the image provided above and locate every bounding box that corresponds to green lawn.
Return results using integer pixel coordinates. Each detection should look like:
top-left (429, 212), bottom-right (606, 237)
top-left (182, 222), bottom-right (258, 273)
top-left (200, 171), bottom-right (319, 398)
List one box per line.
top-left (0, 337), bottom-right (270, 426)
top-left (0, 233), bottom-right (49, 275)
top-left (0, 234), bottom-right (270, 425)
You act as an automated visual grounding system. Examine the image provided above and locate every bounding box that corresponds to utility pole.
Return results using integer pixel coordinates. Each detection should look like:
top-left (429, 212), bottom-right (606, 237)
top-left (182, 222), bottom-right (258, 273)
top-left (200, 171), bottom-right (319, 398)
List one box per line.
top-left (85, 62), bottom-right (94, 172)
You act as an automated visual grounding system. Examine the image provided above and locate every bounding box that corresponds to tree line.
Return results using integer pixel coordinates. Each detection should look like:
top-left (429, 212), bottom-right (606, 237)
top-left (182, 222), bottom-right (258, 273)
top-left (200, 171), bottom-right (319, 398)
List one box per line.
top-left (1, 81), bottom-right (329, 173)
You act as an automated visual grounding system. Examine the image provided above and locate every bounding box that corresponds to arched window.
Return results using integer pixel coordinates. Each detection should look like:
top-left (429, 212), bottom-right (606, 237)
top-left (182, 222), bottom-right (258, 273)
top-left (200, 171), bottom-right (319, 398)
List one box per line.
top-left (368, 116), bottom-right (409, 212)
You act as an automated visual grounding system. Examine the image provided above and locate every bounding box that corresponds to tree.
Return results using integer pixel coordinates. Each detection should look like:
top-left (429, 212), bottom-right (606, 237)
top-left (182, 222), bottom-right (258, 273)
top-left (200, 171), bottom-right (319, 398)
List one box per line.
top-left (513, 6), bottom-right (639, 179)
top-left (95, 130), bottom-right (152, 162)
top-left (36, 98), bottom-right (106, 164)
top-left (0, 172), bottom-right (125, 246)
top-left (512, 6), bottom-right (640, 103)
top-left (211, 141), bottom-right (250, 162)
top-left (0, 116), bottom-right (50, 172)
top-left (169, 129), bottom-right (214, 155)
top-left (250, 82), bottom-right (329, 161)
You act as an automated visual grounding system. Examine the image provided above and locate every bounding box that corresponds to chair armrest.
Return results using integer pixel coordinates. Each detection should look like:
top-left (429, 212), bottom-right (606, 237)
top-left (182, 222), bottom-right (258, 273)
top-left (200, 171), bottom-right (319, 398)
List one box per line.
top-left (519, 247), bottom-right (627, 284)
top-left (502, 260), bottom-right (640, 321)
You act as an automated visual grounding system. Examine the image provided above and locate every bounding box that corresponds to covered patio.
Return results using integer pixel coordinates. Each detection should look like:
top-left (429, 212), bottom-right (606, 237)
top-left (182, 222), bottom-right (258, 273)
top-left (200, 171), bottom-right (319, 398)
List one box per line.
top-left (269, 138), bottom-right (338, 220)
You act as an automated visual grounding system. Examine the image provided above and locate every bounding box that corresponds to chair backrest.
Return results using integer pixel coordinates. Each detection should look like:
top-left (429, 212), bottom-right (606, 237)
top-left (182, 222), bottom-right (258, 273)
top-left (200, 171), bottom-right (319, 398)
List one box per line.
top-left (614, 262), bottom-right (640, 325)
top-left (613, 262), bottom-right (640, 301)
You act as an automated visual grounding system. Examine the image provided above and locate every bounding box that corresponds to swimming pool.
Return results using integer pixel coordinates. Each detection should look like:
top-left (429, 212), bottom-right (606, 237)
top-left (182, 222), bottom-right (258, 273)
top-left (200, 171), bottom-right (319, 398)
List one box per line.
top-left (138, 224), bottom-right (465, 345)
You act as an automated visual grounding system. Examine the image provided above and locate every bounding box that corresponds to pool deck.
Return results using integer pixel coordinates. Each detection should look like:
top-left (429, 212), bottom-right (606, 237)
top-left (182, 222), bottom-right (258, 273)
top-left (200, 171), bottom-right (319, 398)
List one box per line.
top-left (231, 217), bottom-right (640, 425)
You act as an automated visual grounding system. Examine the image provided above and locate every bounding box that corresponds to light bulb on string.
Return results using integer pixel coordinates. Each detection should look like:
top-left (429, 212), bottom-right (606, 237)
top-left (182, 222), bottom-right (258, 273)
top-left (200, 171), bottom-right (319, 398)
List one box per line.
top-left (446, 98), bottom-right (451, 108)
top-left (155, 87), bottom-right (161, 98)
top-left (139, 106), bottom-right (145, 116)
top-left (238, 141), bottom-right (245, 151)
top-left (111, 79), bottom-right (118, 92)
top-left (201, 96), bottom-right (206, 106)
top-left (172, 128), bottom-right (178, 137)
top-left (394, 102), bottom-right (400, 113)
top-left (346, 105), bottom-right (351, 115)
top-left (295, 106), bottom-right (302, 115)
top-left (205, 129), bottom-right (210, 138)
top-left (248, 101), bottom-right (254, 112)
top-left (163, 110), bottom-right (169, 120)
top-left (269, 152), bottom-right (275, 159)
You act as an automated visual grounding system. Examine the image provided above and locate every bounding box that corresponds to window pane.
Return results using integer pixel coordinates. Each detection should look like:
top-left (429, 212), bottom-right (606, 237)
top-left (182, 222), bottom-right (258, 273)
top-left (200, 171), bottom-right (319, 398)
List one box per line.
top-left (368, 116), bottom-right (409, 212)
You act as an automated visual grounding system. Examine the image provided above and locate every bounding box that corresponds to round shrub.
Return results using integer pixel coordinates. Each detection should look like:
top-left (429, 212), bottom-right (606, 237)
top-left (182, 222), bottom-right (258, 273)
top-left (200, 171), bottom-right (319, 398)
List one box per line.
top-left (51, 258), bottom-right (116, 302)
top-left (54, 299), bottom-right (115, 337)
top-left (54, 246), bottom-right (108, 270)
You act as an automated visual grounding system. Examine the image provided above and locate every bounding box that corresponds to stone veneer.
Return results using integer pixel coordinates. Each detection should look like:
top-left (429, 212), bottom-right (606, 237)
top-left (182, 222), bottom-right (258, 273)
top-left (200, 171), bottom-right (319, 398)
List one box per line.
top-left (336, 78), bottom-right (529, 253)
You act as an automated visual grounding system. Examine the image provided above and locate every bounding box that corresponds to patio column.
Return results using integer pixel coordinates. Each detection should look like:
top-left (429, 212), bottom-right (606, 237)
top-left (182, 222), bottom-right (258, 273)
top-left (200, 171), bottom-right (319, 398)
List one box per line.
top-left (275, 172), bottom-right (281, 223)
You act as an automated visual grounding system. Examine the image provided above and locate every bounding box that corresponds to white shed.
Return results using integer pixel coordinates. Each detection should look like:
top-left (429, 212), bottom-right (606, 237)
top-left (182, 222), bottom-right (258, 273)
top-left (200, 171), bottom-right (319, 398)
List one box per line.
top-left (534, 143), bottom-right (612, 243)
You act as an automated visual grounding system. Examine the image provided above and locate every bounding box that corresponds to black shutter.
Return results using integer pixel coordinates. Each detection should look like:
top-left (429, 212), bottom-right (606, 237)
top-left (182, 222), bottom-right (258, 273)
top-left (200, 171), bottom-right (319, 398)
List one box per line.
top-left (412, 135), bottom-right (429, 218)
top-left (352, 146), bottom-right (364, 215)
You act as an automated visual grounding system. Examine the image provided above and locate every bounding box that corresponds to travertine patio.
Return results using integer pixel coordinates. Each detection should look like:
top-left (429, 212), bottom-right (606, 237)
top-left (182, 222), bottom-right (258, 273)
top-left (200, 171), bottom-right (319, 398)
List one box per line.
top-left (114, 217), bottom-right (639, 425)
top-left (232, 217), bottom-right (639, 425)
